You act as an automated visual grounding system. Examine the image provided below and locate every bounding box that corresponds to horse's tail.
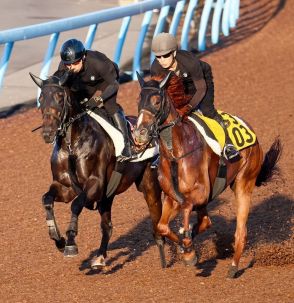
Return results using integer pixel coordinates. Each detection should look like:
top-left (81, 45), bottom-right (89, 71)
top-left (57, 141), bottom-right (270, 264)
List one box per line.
top-left (255, 137), bottom-right (282, 187)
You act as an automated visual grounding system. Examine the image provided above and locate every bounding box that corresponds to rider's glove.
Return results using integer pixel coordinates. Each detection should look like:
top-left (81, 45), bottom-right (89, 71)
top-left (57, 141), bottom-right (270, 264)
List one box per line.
top-left (83, 96), bottom-right (104, 110)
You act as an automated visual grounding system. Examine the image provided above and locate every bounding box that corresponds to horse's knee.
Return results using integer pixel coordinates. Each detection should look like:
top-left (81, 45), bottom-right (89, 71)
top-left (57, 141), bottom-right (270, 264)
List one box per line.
top-left (157, 223), bottom-right (170, 236)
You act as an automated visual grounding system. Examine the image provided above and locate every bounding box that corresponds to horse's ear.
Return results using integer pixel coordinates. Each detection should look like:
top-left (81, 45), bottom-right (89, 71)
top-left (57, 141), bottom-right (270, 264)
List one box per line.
top-left (58, 70), bottom-right (70, 86)
top-left (159, 71), bottom-right (172, 89)
top-left (136, 71), bottom-right (145, 88)
top-left (29, 72), bottom-right (43, 88)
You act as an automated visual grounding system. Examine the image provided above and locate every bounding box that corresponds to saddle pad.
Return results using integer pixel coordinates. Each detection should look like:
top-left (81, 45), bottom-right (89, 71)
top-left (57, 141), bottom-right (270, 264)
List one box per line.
top-left (188, 110), bottom-right (257, 156)
top-left (87, 110), bottom-right (159, 162)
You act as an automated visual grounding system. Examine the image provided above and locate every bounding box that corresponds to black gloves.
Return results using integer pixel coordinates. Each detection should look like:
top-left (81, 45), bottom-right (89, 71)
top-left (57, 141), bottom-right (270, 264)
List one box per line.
top-left (82, 96), bottom-right (103, 110)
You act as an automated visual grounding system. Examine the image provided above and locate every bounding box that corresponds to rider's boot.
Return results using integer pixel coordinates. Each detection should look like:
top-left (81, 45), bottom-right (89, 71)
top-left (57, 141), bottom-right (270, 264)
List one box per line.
top-left (112, 110), bottom-right (134, 161)
top-left (214, 113), bottom-right (241, 162)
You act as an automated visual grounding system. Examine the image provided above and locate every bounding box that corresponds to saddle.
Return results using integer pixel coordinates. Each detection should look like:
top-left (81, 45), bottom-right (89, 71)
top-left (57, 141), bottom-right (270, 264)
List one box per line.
top-left (87, 110), bottom-right (159, 162)
top-left (188, 110), bottom-right (257, 156)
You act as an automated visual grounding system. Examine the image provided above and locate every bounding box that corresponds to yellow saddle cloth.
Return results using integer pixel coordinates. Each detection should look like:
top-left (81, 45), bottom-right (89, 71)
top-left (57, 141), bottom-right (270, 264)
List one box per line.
top-left (188, 110), bottom-right (256, 155)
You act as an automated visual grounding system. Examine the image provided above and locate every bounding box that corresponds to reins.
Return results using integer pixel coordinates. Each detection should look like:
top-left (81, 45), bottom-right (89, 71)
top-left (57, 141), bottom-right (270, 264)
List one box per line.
top-left (140, 84), bottom-right (200, 162)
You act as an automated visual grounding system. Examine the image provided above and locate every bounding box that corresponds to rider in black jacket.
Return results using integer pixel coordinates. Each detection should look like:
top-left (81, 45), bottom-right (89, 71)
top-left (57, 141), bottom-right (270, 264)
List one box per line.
top-left (150, 33), bottom-right (240, 162)
top-left (54, 39), bottom-right (133, 161)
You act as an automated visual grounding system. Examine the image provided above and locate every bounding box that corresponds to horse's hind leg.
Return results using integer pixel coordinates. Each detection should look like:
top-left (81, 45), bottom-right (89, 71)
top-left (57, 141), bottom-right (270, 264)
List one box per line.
top-left (229, 177), bottom-right (257, 278)
top-left (64, 192), bottom-right (86, 257)
top-left (42, 182), bottom-right (75, 252)
top-left (191, 207), bottom-right (212, 238)
top-left (91, 197), bottom-right (114, 269)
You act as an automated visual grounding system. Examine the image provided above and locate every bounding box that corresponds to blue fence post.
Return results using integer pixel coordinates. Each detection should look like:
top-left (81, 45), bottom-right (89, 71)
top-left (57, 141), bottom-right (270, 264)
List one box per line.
top-left (180, 0), bottom-right (198, 50)
top-left (198, 0), bottom-right (213, 51)
top-left (150, 5), bottom-right (170, 64)
top-left (222, 0), bottom-right (231, 37)
top-left (132, 10), bottom-right (153, 80)
top-left (211, 0), bottom-right (224, 45)
top-left (114, 16), bottom-right (131, 67)
top-left (169, 0), bottom-right (186, 37)
top-left (85, 24), bottom-right (98, 49)
top-left (37, 33), bottom-right (60, 104)
top-left (230, 0), bottom-right (240, 28)
top-left (0, 42), bottom-right (14, 90)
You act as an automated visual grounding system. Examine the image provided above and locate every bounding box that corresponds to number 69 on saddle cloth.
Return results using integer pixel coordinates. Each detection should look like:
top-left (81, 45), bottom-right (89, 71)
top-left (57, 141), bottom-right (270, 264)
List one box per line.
top-left (188, 110), bottom-right (257, 156)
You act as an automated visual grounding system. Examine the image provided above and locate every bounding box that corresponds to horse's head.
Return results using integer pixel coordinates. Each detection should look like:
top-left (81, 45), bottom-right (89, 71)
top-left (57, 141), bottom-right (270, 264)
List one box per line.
top-left (134, 72), bottom-right (172, 147)
top-left (30, 73), bottom-right (70, 143)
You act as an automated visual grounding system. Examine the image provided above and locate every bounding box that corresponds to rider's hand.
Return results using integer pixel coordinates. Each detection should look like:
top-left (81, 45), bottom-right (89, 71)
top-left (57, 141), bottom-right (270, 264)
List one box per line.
top-left (85, 96), bottom-right (104, 109)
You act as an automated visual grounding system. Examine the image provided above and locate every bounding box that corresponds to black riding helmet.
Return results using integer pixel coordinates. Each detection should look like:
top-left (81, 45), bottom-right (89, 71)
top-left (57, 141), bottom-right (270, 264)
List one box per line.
top-left (60, 39), bottom-right (85, 64)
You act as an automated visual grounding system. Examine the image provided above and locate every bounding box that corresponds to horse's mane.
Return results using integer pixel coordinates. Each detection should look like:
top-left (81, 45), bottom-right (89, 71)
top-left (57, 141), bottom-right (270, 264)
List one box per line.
top-left (151, 74), bottom-right (192, 109)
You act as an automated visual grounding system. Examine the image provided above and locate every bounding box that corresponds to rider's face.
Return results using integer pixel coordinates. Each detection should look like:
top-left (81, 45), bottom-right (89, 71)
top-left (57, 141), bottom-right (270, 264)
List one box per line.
top-left (65, 58), bottom-right (83, 73)
top-left (156, 51), bottom-right (176, 69)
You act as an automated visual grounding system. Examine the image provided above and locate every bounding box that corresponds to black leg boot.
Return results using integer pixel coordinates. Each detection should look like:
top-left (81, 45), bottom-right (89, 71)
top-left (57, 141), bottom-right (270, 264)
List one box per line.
top-left (112, 110), bottom-right (133, 161)
top-left (214, 113), bottom-right (241, 162)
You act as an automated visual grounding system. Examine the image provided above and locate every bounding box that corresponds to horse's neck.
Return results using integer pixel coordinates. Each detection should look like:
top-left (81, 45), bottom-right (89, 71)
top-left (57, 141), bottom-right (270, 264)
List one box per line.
top-left (161, 104), bottom-right (203, 157)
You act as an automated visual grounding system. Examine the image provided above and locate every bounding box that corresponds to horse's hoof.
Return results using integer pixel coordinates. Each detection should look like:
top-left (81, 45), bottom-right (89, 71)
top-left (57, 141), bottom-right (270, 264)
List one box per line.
top-left (183, 251), bottom-right (198, 266)
top-left (55, 237), bottom-right (66, 252)
top-left (64, 245), bottom-right (78, 257)
top-left (227, 265), bottom-right (238, 278)
top-left (91, 255), bottom-right (106, 269)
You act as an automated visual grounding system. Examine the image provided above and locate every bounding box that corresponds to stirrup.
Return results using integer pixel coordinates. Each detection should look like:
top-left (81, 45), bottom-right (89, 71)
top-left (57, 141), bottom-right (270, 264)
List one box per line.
top-left (223, 144), bottom-right (241, 162)
top-left (150, 155), bottom-right (160, 169)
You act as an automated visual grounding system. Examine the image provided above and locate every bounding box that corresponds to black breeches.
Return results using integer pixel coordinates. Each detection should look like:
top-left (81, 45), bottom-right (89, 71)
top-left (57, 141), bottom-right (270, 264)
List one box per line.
top-left (103, 95), bottom-right (121, 115)
top-left (198, 84), bottom-right (217, 118)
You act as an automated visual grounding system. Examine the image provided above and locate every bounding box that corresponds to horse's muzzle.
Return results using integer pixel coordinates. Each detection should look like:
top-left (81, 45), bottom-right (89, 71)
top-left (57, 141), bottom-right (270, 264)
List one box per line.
top-left (133, 127), bottom-right (150, 146)
top-left (42, 127), bottom-right (56, 144)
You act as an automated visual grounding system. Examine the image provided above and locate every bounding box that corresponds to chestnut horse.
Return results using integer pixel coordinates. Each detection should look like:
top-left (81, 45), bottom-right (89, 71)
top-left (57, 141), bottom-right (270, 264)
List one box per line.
top-left (133, 72), bottom-right (282, 278)
top-left (30, 73), bottom-right (164, 269)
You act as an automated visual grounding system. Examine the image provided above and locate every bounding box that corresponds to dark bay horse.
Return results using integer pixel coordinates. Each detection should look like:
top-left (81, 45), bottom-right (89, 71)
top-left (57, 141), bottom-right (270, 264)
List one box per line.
top-left (133, 72), bottom-right (282, 278)
top-left (30, 73), bottom-right (164, 269)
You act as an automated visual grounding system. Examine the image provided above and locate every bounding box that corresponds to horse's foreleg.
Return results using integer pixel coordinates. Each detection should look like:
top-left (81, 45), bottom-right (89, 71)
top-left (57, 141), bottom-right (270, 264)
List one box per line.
top-left (181, 205), bottom-right (197, 266)
top-left (157, 196), bottom-right (180, 244)
top-left (139, 167), bottom-right (166, 267)
top-left (91, 198), bottom-right (114, 269)
top-left (42, 182), bottom-right (75, 252)
top-left (64, 192), bottom-right (86, 257)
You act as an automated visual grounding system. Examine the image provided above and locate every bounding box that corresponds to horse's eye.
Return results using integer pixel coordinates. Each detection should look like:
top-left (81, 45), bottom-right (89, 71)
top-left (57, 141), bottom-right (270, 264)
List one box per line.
top-left (151, 95), bottom-right (161, 108)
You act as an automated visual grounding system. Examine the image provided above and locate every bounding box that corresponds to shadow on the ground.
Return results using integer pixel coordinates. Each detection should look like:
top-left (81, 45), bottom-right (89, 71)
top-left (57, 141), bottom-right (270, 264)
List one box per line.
top-left (79, 192), bottom-right (293, 275)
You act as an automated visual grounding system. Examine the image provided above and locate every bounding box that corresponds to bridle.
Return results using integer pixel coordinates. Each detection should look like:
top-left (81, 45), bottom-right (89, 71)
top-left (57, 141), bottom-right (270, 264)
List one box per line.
top-left (40, 82), bottom-right (87, 150)
top-left (139, 85), bottom-right (182, 142)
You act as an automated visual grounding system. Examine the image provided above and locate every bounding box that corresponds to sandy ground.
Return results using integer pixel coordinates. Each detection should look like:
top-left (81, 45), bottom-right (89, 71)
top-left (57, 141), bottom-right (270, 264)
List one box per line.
top-left (0, 0), bottom-right (293, 302)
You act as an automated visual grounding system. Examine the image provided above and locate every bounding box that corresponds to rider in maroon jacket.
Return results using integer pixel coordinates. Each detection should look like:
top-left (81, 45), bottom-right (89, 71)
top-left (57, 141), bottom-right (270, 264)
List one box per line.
top-left (150, 33), bottom-right (240, 162)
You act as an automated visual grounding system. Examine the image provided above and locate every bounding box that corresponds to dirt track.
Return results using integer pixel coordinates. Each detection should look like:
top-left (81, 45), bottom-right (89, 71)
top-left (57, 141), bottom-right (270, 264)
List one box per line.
top-left (0, 0), bottom-right (293, 302)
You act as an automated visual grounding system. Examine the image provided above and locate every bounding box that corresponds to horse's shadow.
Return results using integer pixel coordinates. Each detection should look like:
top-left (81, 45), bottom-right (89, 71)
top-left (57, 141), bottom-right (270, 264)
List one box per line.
top-left (79, 218), bottom-right (157, 274)
top-left (79, 193), bottom-right (293, 275)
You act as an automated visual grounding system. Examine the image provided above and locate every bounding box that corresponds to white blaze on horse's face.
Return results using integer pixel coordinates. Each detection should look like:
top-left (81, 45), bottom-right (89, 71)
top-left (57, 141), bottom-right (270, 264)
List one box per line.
top-left (134, 109), bottom-right (155, 146)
